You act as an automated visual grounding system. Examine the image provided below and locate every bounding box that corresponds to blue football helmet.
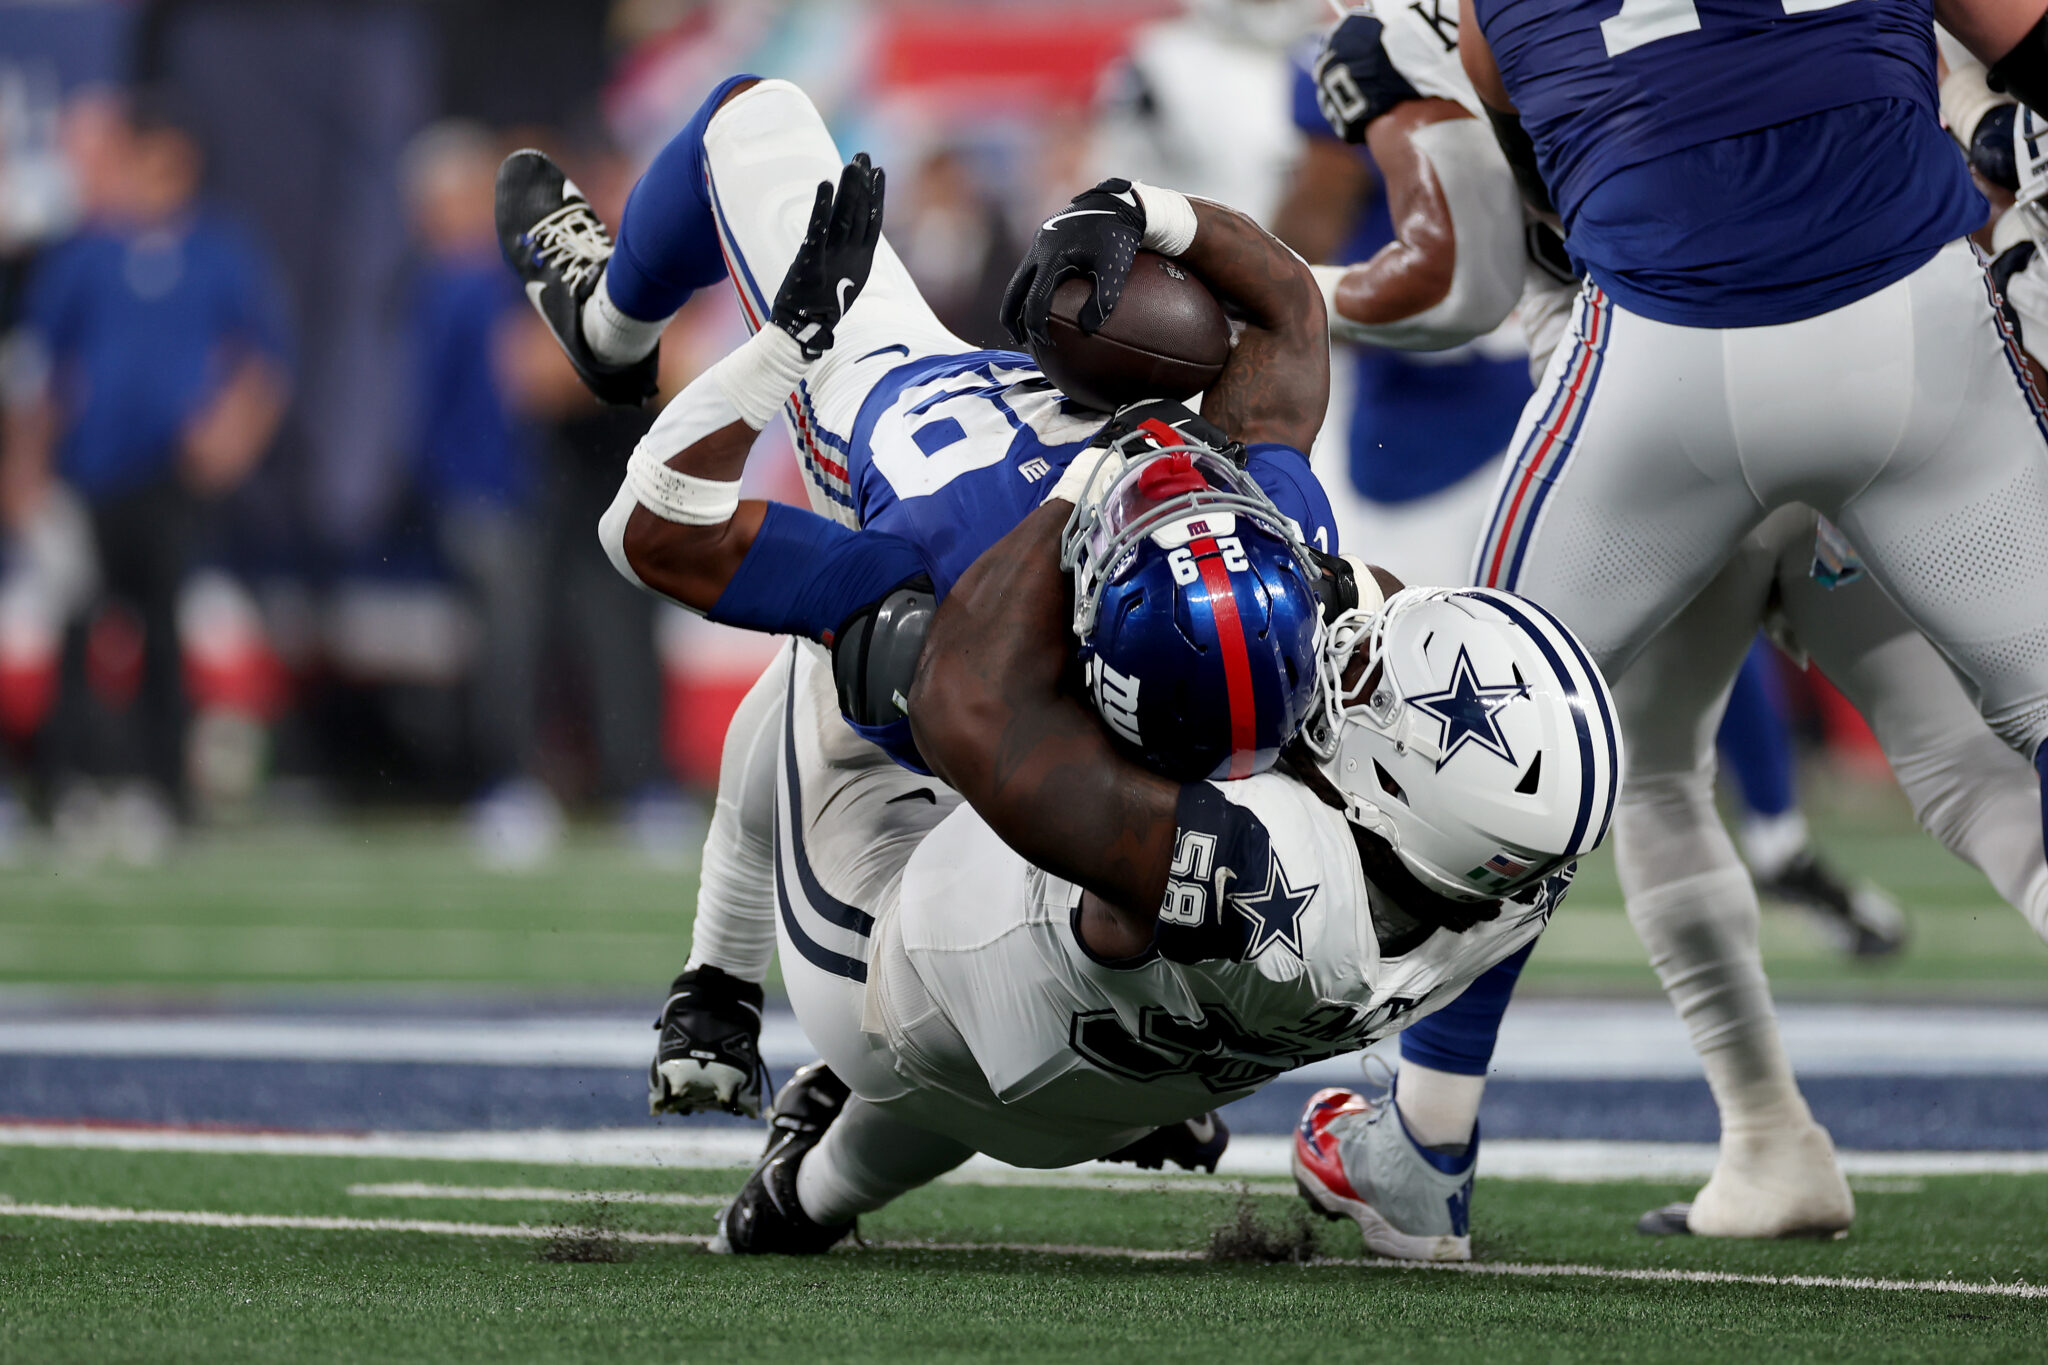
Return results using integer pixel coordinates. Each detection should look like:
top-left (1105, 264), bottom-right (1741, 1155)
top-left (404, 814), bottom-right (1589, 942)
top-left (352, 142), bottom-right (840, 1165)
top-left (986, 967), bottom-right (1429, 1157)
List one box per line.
top-left (1062, 429), bottom-right (1324, 781)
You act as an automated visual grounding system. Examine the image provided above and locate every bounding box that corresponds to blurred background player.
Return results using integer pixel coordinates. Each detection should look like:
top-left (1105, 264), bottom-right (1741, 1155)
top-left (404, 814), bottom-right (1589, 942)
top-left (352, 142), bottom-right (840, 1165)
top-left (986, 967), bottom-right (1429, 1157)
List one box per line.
top-left (1088, 0), bottom-right (1325, 224)
top-left (1, 90), bottom-right (287, 860)
top-left (401, 119), bottom-right (563, 867)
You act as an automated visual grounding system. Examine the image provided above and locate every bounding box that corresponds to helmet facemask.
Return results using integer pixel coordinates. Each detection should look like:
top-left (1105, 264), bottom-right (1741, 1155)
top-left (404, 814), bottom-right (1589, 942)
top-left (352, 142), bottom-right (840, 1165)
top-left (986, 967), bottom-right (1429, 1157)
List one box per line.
top-left (1060, 430), bottom-right (1321, 640)
top-left (1058, 427), bottom-right (1327, 781)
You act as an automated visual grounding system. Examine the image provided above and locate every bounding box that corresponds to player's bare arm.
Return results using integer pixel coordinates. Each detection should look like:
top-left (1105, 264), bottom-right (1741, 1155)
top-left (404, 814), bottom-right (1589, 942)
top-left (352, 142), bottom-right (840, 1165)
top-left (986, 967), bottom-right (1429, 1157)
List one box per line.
top-left (1003, 181), bottom-right (1326, 452)
top-left (909, 499), bottom-right (1179, 957)
top-left (1301, 15), bottom-right (1526, 346)
top-left (1333, 99), bottom-right (1468, 327)
top-left (1172, 198), bottom-right (1329, 452)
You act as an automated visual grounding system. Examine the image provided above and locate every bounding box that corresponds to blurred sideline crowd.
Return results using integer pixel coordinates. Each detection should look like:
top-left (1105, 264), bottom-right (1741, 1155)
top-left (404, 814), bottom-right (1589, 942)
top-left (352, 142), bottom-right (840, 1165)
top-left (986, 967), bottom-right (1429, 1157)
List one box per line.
top-left (0, 0), bottom-right (1887, 872)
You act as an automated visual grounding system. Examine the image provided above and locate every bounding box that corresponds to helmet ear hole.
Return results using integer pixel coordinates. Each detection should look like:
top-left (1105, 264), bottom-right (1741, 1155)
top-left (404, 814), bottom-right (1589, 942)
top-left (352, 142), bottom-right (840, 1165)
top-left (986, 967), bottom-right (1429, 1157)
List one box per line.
top-left (1515, 752), bottom-right (1542, 795)
top-left (1373, 759), bottom-right (1407, 805)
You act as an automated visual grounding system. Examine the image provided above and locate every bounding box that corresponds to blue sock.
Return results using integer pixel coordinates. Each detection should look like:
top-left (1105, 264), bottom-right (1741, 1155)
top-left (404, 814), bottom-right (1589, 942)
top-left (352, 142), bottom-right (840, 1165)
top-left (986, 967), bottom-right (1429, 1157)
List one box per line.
top-left (1399, 940), bottom-right (1535, 1076)
top-left (604, 72), bottom-right (763, 322)
top-left (1717, 637), bottom-right (1796, 819)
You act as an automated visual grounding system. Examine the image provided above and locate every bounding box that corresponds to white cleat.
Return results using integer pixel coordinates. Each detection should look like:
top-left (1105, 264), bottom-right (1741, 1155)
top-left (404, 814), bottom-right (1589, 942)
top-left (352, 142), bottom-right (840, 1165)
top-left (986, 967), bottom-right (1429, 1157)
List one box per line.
top-left (1639, 1122), bottom-right (1855, 1239)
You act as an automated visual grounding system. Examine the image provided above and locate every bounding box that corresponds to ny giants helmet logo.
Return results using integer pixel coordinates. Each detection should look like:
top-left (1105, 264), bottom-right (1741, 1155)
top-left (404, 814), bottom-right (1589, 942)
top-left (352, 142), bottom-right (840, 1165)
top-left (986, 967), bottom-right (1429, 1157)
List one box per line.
top-left (1087, 655), bottom-right (1144, 748)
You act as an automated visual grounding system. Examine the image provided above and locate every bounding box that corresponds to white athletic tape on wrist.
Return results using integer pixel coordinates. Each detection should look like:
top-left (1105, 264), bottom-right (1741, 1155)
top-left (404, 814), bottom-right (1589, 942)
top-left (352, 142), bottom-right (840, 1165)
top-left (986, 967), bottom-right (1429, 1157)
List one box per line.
top-left (710, 324), bottom-right (813, 431)
top-left (1132, 182), bottom-right (1197, 257)
top-left (1314, 119), bottom-right (1525, 351)
top-left (622, 373), bottom-right (749, 525)
top-left (626, 450), bottom-right (742, 526)
top-left (1940, 59), bottom-right (2009, 151)
top-left (1343, 554), bottom-right (1386, 616)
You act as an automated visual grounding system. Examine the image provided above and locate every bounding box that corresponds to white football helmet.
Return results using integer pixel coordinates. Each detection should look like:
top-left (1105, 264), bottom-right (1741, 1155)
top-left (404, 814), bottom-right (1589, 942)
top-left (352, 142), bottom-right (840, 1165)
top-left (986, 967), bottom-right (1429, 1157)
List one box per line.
top-left (1304, 586), bottom-right (1622, 902)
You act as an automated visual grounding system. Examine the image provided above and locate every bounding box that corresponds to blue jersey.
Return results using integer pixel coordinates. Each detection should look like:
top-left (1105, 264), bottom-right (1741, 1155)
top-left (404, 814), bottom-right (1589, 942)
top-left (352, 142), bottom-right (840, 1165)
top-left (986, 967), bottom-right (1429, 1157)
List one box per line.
top-left (1472, 0), bottom-right (1986, 326)
top-left (1287, 65), bottom-right (1533, 503)
top-left (840, 348), bottom-right (1338, 596)
top-left (25, 208), bottom-right (291, 499)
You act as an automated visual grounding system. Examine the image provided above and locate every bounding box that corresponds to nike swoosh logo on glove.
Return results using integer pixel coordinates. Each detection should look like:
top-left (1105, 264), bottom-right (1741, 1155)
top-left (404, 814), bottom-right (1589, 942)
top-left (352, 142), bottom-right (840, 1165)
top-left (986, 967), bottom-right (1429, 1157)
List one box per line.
top-left (837, 277), bottom-right (856, 313)
top-left (1041, 208), bottom-right (1118, 231)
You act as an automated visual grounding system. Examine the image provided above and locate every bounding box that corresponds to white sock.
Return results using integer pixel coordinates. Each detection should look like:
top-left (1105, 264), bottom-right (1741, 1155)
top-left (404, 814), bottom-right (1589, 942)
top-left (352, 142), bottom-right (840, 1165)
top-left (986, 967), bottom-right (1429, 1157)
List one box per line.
top-left (581, 267), bottom-right (670, 368)
top-left (1394, 1063), bottom-right (1486, 1151)
top-left (1628, 866), bottom-right (1814, 1135)
top-left (682, 662), bottom-right (783, 984)
top-left (1738, 810), bottom-right (1809, 882)
top-left (795, 1098), bottom-right (974, 1225)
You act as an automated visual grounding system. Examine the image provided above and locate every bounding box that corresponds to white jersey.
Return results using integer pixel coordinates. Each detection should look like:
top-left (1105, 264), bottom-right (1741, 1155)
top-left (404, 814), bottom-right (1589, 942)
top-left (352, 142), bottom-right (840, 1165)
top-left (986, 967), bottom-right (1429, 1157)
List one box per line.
top-left (1091, 17), bottom-right (1306, 223)
top-left (873, 771), bottom-right (1559, 1136)
top-left (1373, 0), bottom-right (1482, 116)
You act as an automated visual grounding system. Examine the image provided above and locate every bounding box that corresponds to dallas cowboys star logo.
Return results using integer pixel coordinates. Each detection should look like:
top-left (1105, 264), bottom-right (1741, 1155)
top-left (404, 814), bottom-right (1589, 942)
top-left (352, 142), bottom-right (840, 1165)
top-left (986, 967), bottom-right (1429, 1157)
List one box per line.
top-left (1229, 852), bottom-right (1317, 959)
top-left (1404, 645), bottom-right (1528, 771)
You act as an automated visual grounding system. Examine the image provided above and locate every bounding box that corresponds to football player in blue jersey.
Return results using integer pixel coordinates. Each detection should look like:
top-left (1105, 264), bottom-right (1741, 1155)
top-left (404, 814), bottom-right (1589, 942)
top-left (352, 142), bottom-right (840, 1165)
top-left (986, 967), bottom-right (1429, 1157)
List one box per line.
top-left (496, 75), bottom-right (1349, 1127)
top-left (1420, 0), bottom-right (2048, 1236)
top-left (1277, 6), bottom-right (2048, 1252)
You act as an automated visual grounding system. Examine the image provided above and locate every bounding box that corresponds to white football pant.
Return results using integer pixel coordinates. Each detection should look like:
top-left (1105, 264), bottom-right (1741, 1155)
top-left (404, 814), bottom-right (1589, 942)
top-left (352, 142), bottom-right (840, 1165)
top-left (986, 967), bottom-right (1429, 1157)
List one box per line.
top-left (1475, 241), bottom-right (2048, 763)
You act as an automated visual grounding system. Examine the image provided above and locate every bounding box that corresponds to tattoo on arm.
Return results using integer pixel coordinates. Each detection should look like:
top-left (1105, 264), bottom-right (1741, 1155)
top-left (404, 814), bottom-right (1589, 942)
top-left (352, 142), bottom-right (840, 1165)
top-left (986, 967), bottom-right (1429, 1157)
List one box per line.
top-left (1174, 200), bottom-right (1330, 453)
top-left (910, 502), bottom-right (1178, 928)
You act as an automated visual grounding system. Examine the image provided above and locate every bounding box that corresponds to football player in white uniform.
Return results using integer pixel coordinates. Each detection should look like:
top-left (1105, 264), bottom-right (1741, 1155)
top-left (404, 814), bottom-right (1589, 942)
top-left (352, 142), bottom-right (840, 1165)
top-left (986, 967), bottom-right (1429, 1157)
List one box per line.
top-left (499, 74), bottom-right (1353, 1143)
top-left (586, 135), bottom-right (1624, 1254)
top-left (1293, 4), bottom-right (2048, 1253)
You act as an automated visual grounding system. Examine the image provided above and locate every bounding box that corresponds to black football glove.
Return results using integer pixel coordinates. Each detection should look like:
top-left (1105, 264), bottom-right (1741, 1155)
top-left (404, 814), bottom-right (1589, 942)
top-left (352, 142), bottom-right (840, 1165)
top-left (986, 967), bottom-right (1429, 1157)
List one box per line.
top-left (1091, 398), bottom-right (1247, 466)
top-left (1000, 177), bottom-right (1146, 348)
top-left (1312, 13), bottom-right (1423, 145)
top-left (771, 152), bottom-right (886, 360)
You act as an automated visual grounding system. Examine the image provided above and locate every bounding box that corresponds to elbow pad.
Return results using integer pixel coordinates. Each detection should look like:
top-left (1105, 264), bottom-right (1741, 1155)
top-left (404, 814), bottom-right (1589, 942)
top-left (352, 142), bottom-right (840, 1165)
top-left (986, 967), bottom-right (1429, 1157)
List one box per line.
top-left (1990, 11), bottom-right (2048, 122)
top-left (1315, 119), bottom-right (1525, 351)
top-left (831, 580), bottom-right (939, 774)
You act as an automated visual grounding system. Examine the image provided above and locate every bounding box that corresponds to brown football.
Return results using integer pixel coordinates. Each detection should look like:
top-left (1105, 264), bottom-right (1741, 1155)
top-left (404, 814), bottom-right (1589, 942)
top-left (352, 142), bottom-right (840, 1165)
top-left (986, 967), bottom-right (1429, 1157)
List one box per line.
top-left (1032, 250), bottom-right (1231, 413)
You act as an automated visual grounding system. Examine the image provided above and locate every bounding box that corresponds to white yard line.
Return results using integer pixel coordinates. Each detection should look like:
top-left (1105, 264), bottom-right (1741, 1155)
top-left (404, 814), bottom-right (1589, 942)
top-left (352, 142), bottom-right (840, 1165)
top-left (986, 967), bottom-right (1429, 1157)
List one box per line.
top-left (0, 1201), bottom-right (706, 1245)
top-left (347, 1182), bottom-right (726, 1206)
top-left (0, 1199), bottom-right (2039, 1299)
top-left (6, 1124), bottom-right (2047, 1182)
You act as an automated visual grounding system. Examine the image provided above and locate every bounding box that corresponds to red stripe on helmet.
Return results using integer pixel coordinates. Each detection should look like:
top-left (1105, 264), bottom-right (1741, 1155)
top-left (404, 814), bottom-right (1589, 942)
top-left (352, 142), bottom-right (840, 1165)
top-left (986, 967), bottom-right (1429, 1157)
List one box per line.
top-left (1137, 418), bottom-right (1184, 448)
top-left (1193, 547), bottom-right (1258, 779)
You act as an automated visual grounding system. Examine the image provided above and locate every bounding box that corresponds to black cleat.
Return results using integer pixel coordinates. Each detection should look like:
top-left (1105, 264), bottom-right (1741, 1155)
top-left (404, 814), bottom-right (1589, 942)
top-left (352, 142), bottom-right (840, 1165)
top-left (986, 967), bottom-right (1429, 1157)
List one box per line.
top-left (495, 148), bottom-right (658, 407)
top-left (712, 1061), bottom-right (855, 1255)
top-left (648, 966), bottom-right (769, 1118)
top-left (1101, 1111), bottom-right (1229, 1173)
top-left (1756, 850), bottom-right (1909, 959)
top-left (1636, 1202), bottom-right (1695, 1236)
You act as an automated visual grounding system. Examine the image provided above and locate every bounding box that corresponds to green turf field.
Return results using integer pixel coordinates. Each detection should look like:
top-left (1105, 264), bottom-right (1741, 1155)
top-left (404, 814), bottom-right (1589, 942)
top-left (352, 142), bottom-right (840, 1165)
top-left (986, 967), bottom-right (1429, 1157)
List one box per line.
top-left (0, 1144), bottom-right (2040, 1363)
top-left (1, 782), bottom-right (2043, 997)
